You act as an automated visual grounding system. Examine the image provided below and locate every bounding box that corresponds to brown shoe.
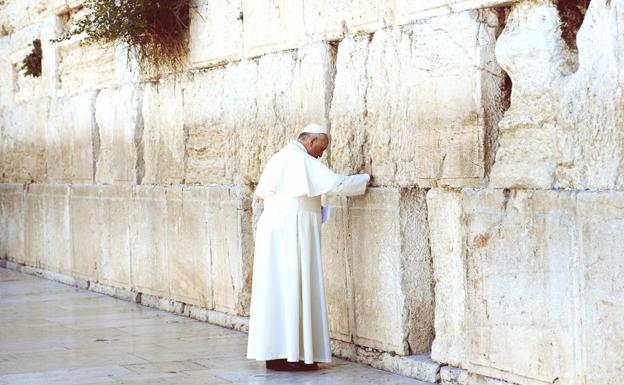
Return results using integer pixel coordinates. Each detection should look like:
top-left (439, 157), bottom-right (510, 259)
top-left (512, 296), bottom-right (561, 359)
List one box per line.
top-left (265, 359), bottom-right (287, 370)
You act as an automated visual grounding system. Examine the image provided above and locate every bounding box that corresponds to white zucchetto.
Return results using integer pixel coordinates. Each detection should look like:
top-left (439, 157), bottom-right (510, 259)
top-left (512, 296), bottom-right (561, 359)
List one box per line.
top-left (299, 123), bottom-right (328, 136)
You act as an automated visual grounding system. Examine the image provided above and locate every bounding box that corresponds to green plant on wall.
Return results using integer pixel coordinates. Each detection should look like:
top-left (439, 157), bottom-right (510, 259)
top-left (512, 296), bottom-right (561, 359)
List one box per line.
top-left (54, 0), bottom-right (191, 74)
top-left (21, 39), bottom-right (42, 77)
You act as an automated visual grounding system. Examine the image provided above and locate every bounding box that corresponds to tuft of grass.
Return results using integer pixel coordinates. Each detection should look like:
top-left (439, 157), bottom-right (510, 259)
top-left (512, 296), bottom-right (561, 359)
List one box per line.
top-left (53, 0), bottom-right (191, 74)
top-left (21, 39), bottom-right (42, 77)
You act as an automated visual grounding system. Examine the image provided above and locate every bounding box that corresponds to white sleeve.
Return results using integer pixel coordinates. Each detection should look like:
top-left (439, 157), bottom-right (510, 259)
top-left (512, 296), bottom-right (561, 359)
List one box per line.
top-left (325, 174), bottom-right (370, 196)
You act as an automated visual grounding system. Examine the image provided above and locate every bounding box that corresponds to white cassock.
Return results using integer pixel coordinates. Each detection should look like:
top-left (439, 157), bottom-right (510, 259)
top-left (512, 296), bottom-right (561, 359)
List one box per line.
top-left (246, 140), bottom-right (370, 364)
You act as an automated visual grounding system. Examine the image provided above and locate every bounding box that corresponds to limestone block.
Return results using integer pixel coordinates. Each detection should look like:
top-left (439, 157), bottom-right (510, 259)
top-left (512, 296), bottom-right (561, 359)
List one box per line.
top-left (302, 1), bottom-right (386, 41)
top-left (440, 366), bottom-right (468, 385)
top-left (57, 39), bottom-right (118, 94)
top-left (130, 185), bottom-right (169, 297)
top-left (320, 195), bottom-right (352, 342)
top-left (490, 0), bottom-right (624, 190)
top-left (24, 184), bottom-right (45, 267)
top-left (41, 184), bottom-right (71, 274)
top-left (45, 91), bottom-right (96, 184)
top-left (0, 184), bottom-right (25, 262)
top-left (188, 0), bottom-right (243, 68)
top-left (183, 69), bottom-right (229, 184)
top-left (395, 0), bottom-right (518, 24)
top-left (330, 11), bottom-right (502, 188)
top-left (185, 43), bottom-right (334, 185)
top-left (348, 188), bottom-right (433, 355)
top-left (208, 186), bottom-right (253, 315)
top-left (292, 43), bottom-right (335, 135)
top-left (427, 189), bottom-right (467, 367)
top-left (69, 185), bottom-right (100, 279)
top-left (166, 186), bottom-right (213, 308)
top-left (98, 185), bottom-right (132, 288)
top-left (141, 80), bottom-right (184, 184)
top-left (0, 41), bottom-right (13, 108)
top-left (0, 0), bottom-right (51, 32)
top-left (430, 188), bottom-right (624, 385)
top-left (241, 0), bottom-right (304, 58)
top-left (576, 192), bottom-right (624, 385)
top-left (95, 85), bottom-right (141, 185)
top-left (1, 100), bottom-right (47, 182)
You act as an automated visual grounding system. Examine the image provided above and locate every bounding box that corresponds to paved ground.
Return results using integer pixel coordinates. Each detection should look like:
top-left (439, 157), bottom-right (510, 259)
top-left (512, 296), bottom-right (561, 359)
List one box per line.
top-left (0, 268), bottom-right (431, 385)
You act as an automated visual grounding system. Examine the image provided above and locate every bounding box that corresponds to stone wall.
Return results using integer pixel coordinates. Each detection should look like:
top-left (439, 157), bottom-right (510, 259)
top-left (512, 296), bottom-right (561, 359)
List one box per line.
top-left (1, 0), bottom-right (624, 384)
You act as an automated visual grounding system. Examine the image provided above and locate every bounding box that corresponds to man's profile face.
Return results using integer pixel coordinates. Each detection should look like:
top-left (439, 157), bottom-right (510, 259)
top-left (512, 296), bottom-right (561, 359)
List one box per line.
top-left (308, 134), bottom-right (329, 158)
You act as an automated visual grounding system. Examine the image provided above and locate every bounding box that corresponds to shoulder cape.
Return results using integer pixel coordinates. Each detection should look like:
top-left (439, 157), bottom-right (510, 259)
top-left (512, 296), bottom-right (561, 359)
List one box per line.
top-left (254, 142), bottom-right (341, 199)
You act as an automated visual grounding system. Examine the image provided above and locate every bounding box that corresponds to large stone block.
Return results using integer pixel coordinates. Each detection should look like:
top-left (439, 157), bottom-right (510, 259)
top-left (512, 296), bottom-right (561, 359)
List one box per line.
top-left (348, 188), bottom-right (433, 355)
top-left (41, 184), bottom-right (71, 274)
top-left (24, 184), bottom-right (45, 267)
top-left (69, 185), bottom-right (100, 279)
top-left (188, 0), bottom-right (243, 68)
top-left (430, 188), bottom-right (624, 385)
top-left (320, 195), bottom-right (352, 342)
top-left (208, 186), bottom-right (253, 315)
top-left (490, 0), bottom-right (624, 190)
top-left (98, 185), bottom-right (132, 287)
top-left (1, 100), bottom-right (47, 183)
top-left (141, 80), bottom-right (184, 184)
top-left (330, 10), bottom-right (504, 188)
top-left (94, 85), bottom-right (141, 185)
top-left (427, 189), bottom-right (467, 367)
top-left (0, 184), bottom-right (25, 262)
top-left (349, 189), bottom-right (402, 353)
top-left (241, 0), bottom-right (304, 58)
top-left (57, 40), bottom-right (118, 94)
top-left (183, 69), bottom-right (229, 184)
top-left (130, 185), bottom-right (169, 297)
top-left (45, 91), bottom-right (96, 184)
top-left (166, 186), bottom-right (213, 308)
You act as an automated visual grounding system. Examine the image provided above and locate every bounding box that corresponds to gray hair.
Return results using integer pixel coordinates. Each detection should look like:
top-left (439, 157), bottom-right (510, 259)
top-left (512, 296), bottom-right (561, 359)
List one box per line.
top-left (297, 132), bottom-right (324, 141)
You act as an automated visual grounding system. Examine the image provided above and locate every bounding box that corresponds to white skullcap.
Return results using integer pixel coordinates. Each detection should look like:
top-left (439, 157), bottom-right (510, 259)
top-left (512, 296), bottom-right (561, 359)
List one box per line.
top-left (299, 123), bottom-right (328, 136)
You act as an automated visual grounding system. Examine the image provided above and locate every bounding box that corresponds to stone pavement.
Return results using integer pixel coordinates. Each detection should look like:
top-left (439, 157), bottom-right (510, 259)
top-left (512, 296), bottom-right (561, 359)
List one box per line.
top-left (0, 268), bottom-right (433, 385)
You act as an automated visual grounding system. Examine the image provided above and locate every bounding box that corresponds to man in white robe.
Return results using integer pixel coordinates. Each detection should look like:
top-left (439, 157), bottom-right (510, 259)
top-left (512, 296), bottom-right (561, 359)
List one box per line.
top-left (246, 123), bottom-right (371, 371)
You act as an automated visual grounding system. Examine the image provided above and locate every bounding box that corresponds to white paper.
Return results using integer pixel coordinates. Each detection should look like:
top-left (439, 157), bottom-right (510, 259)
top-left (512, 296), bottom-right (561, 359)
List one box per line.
top-left (321, 205), bottom-right (331, 223)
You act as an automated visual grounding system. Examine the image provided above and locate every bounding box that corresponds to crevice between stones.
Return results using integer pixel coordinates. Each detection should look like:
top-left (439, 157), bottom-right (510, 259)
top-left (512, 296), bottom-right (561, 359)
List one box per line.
top-left (134, 87), bottom-right (145, 185)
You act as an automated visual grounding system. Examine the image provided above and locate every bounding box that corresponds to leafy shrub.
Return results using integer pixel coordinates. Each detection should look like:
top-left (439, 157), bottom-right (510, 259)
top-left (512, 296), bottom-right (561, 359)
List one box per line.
top-left (55, 0), bottom-right (191, 74)
top-left (21, 39), bottom-right (42, 77)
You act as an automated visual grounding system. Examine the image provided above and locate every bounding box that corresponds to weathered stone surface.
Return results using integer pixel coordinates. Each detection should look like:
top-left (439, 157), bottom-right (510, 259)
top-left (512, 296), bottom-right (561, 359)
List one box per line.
top-left (490, 0), bottom-right (624, 190)
top-left (183, 68), bottom-right (229, 184)
top-left (0, 184), bottom-right (25, 261)
top-left (186, 43), bottom-right (334, 185)
top-left (69, 185), bottom-right (100, 279)
top-left (349, 188), bottom-right (433, 355)
top-left (24, 184), bottom-right (44, 267)
top-left (141, 80), bottom-right (184, 184)
top-left (188, 0), bottom-right (243, 68)
top-left (45, 91), bottom-right (96, 184)
top-left (98, 185), bottom-right (132, 288)
top-left (57, 40), bottom-right (118, 94)
top-left (41, 184), bottom-right (71, 274)
top-left (241, 0), bottom-right (304, 58)
top-left (440, 366), bottom-right (468, 385)
top-left (209, 186), bottom-right (253, 315)
top-left (1, 100), bottom-right (47, 183)
top-left (320, 195), bottom-right (352, 343)
top-left (95, 86), bottom-right (141, 185)
top-left (427, 189), bottom-right (466, 367)
top-left (330, 10), bottom-right (504, 188)
top-left (130, 185), bottom-right (169, 297)
top-left (166, 186), bottom-right (213, 308)
top-left (431, 188), bottom-right (624, 385)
